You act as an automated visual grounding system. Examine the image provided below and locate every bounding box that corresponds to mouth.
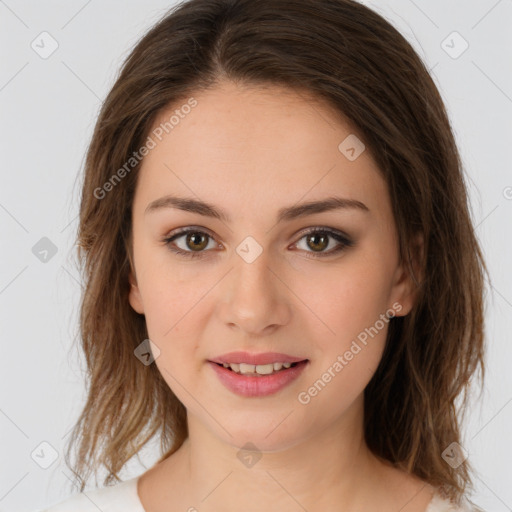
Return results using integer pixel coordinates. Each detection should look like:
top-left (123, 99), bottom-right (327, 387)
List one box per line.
top-left (208, 359), bottom-right (309, 397)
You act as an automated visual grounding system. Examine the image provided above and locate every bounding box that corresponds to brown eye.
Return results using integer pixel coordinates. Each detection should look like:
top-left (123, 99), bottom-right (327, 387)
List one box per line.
top-left (185, 232), bottom-right (209, 251)
top-left (163, 228), bottom-right (218, 259)
top-left (306, 232), bottom-right (329, 252)
top-left (294, 227), bottom-right (354, 258)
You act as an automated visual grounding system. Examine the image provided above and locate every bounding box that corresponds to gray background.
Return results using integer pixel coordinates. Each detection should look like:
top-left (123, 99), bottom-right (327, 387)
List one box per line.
top-left (1, 1), bottom-right (511, 511)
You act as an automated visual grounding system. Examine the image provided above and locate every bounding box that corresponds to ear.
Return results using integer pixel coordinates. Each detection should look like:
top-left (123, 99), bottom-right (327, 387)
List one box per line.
top-left (389, 233), bottom-right (424, 317)
top-left (128, 268), bottom-right (145, 315)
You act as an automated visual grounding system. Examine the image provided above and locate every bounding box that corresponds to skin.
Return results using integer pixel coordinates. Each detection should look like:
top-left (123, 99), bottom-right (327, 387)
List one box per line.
top-left (128, 80), bottom-right (431, 512)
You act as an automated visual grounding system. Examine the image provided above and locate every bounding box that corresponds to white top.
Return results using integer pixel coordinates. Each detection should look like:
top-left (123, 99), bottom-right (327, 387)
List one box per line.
top-left (37, 475), bottom-right (475, 512)
top-left (38, 477), bottom-right (145, 512)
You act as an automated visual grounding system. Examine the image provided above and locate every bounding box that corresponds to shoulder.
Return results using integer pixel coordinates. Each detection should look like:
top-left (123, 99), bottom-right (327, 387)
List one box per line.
top-left (36, 476), bottom-right (145, 512)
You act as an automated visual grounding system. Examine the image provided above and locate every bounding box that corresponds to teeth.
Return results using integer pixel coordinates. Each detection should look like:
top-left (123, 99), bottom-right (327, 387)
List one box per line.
top-left (221, 361), bottom-right (296, 375)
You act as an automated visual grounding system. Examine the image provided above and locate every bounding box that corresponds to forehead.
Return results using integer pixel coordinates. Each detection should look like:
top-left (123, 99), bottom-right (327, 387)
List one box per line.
top-left (134, 81), bottom-right (388, 218)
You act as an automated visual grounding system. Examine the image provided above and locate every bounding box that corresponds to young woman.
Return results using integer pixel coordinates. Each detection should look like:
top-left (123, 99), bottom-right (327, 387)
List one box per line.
top-left (40, 0), bottom-right (487, 511)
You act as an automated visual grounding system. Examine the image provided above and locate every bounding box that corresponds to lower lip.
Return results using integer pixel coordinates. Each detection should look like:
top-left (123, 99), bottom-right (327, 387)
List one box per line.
top-left (208, 360), bottom-right (308, 397)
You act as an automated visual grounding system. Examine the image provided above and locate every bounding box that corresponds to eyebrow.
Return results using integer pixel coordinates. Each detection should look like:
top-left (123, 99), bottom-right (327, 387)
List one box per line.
top-left (144, 194), bottom-right (369, 223)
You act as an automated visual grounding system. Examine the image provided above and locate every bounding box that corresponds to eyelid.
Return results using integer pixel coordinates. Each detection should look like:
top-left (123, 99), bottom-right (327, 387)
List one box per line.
top-left (164, 225), bottom-right (219, 247)
top-left (292, 225), bottom-right (352, 243)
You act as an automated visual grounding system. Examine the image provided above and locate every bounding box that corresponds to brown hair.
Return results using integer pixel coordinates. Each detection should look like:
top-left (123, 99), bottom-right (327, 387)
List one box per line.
top-left (65, 0), bottom-right (487, 507)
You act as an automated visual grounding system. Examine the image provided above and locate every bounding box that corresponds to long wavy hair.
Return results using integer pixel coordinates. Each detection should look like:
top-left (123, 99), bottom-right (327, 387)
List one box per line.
top-left (64, 0), bottom-right (487, 508)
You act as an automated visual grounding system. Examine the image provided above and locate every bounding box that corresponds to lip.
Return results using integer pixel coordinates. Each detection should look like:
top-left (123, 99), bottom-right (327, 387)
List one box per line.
top-left (208, 359), bottom-right (309, 397)
top-left (208, 351), bottom-right (307, 365)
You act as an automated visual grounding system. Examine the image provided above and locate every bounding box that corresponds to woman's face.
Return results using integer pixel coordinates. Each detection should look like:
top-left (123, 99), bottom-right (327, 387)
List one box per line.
top-left (129, 80), bottom-right (416, 450)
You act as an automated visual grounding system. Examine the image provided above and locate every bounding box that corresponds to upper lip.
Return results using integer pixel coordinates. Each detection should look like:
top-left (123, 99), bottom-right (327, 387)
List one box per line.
top-left (209, 351), bottom-right (308, 365)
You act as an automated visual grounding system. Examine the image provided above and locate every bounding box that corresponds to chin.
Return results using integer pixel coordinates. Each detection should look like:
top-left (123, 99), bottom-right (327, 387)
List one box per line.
top-left (214, 421), bottom-right (308, 454)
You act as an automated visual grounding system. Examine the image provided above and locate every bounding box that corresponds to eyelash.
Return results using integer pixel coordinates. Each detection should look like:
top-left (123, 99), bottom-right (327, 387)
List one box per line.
top-left (162, 226), bottom-right (354, 260)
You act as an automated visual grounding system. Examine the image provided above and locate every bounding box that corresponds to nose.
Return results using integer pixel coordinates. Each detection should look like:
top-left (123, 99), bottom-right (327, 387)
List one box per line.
top-left (217, 248), bottom-right (292, 336)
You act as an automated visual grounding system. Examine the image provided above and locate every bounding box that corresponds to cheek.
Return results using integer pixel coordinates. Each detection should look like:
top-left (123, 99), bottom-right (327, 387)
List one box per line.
top-left (135, 243), bottom-right (210, 338)
top-left (142, 277), bottom-right (206, 398)
top-left (134, 274), bottom-right (202, 379)
top-left (291, 256), bottom-right (396, 403)
top-left (293, 256), bottom-right (396, 346)
top-left (294, 264), bottom-right (393, 412)
top-left (143, 283), bottom-right (207, 352)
